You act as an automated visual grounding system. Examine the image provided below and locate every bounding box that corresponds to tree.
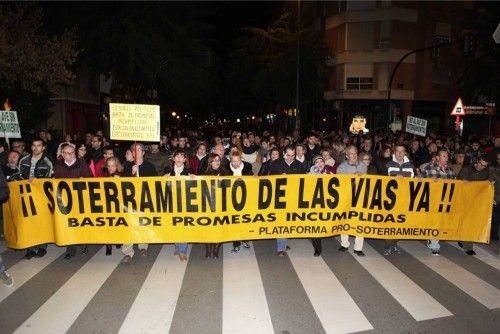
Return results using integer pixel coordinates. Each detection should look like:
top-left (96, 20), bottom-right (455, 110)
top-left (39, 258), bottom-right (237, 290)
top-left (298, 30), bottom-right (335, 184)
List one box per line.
top-left (226, 11), bottom-right (327, 124)
top-left (0, 4), bottom-right (78, 129)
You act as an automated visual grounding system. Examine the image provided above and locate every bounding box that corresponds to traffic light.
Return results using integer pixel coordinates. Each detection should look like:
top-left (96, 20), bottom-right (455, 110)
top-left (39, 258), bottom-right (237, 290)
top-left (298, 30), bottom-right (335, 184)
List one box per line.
top-left (462, 32), bottom-right (475, 56)
top-left (430, 40), bottom-right (439, 62)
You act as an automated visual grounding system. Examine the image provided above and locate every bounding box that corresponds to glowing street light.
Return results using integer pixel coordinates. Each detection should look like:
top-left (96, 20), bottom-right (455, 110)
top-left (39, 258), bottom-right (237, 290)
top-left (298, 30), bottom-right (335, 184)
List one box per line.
top-left (171, 111), bottom-right (177, 117)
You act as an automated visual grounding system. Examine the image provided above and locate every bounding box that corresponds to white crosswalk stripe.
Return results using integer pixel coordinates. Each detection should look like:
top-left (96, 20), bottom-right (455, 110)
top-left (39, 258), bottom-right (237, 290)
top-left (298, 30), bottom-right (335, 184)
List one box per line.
top-left (14, 248), bottom-right (123, 333)
top-left (288, 239), bottom-right (373, 333)
top-left (0, 245), bottom-right (65, 303)
top-left (222, 242), bottom-right (274, 334)
top-left (0, 240), bottom-right (499, 334)
top-left (119, 245), bottom-right (190, 334)
top-left (345, 240), bottom-right (452, 321)
top-left (399, 241), bottom-right (500, 309)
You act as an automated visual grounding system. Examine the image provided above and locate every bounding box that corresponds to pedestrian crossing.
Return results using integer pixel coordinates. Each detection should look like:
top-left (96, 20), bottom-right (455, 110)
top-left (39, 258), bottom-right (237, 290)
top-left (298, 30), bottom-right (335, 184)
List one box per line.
top-left (0, 238), bottom-right (499, 334)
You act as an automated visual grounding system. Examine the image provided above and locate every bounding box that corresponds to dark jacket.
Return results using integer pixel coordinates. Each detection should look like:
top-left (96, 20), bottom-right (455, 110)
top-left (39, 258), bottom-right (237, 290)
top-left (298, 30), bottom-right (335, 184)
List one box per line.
top-left (0, 168), bottom-right (10, 202)
top-left (18, 154), bottom-right (53, 179)
top-left (258, 160), bottom-right (274, 176)
top-left (53, 159), bottom-right (93, 179)
top-left (269, 158), bottom-right (306, 175)
top-left (198, 155), bottom-right (229, 174)
top-left (305, 145), bottom-right (321, 162)
top-left (457, 164), bottom-right (489, 182)
top-left (164, 165), bottom-right (190, 176)
top-left (123, 160), bottom-right (157, 177)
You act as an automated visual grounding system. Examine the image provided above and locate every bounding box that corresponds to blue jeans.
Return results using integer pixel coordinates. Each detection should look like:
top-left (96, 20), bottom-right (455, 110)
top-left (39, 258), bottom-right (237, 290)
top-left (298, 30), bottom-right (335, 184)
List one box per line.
top-left (277, 238), bottom-right (288, 252)
top-left (0, 255), bottom-right (5, 275)
top-left (428, 240), bottom-right (440, 251)
top-left (175, 243), bottom-right (188, 255)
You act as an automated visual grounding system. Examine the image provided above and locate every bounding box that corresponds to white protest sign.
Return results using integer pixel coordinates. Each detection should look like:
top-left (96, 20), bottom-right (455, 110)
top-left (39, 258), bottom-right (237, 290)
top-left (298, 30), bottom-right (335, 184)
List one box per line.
top-left (405, 116), bottom-right (427, 137)
top-left (109, 103), bottom-right (160, 141)
top-left (0, 111), bottom-right (22, 138)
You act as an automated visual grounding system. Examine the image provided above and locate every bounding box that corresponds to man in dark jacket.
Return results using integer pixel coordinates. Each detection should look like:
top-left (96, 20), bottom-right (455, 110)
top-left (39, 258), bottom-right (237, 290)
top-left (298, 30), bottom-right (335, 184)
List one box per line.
top-left (18, 139), bottom-right (53, 259)
top-left (457, 155), bottom-right (490, 255)
top-left (122, 143), bottom-right (157, 263)
top-left (0, 169), bottom-right (13, 287)
top-left (227, 150), bottom-right (254, 253)
top-left (269, 145), bottom-right (306, 256)
top-left (54, 143), bottom-right (93, 260)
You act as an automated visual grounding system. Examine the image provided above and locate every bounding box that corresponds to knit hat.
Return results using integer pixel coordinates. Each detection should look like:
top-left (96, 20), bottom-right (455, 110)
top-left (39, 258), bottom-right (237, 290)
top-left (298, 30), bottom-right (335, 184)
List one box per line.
top-left (312, 155), bottom-right (324, 165)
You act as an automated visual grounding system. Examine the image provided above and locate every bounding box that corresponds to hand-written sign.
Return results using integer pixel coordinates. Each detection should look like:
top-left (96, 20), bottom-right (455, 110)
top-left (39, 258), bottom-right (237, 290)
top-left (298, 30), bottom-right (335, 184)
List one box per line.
top-left (0, 111), bottom-right (21, 138)
top-left (406, 116), bottom-right (427, 137)
top-left (109, 103), bottom-right (160, 141)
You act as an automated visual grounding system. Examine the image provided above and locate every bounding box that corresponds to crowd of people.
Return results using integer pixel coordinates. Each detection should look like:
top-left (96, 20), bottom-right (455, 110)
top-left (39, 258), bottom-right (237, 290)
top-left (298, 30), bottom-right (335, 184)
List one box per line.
top-left (1, 126), bottom-right (499, 287)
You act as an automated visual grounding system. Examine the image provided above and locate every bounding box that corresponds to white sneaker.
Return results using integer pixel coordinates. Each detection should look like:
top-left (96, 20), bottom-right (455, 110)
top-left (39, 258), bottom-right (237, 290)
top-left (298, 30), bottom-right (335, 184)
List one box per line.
top-left (242, 241), bottom-right (251, 249)
top-left (1, 271), bottom-right (13, 288)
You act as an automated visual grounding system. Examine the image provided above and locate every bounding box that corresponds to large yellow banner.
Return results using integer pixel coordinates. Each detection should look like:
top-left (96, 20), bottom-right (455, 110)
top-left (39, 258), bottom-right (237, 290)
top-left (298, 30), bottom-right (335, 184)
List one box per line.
top-left (2, 175), bottom-right (493, 249)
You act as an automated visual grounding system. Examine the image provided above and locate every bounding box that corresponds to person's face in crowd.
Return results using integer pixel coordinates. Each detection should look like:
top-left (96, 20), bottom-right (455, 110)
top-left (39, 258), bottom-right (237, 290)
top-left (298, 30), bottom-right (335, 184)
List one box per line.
top-left (230, 155), bottom-right (242, 169)
top-left (425, 137), bottom-right (433, 146)
top-left (77, 146), bottom-right (87, 159)
top-left (315, 158), bottom-right (325, 170)
top-left (125, 149), bottom-right (134, 162)
top-left (213, 144), bottom-right (225, 158)
top-left (103, 149), bottom-right (114, 160)
top-left (270, 150), bottom-right (280, 161)
top-left (178, 137), bottom-right (187, 148)
top-left (394, 146), bottom-right (406, 163)
top-left (321, 150), bottom-right (332, 161)
top-left (31, 141), bottom-right (45, 156)
top-left (150, 144), bottom-right (160, 154)
top-left (96, 130), bottom-right (104, 137)
top-left (261, 141), bottom-right (269, 150)
top-left (243, 138), bottom-right (251, 147)
top-left (436, 139), bottom-right (443, 148)
top-left (307, 136), bottom-right (316, 146)
top-left (293, 129), bottom-right (300, 139)
top-left (411, 140), bottom-right (419, 151)
top-left (383, 148), bottom-right (392, 158)
top-left (91, 136), bottom-right (101, 149)
top-left (173, 153), bottom-right (186, 167)
top-left (295, 146), bottom-right (305, 158)
top-left (248, 134), bottom-right (255, 144)
top-left (170, 138), bottom-right (179, 147)
top-left (342, 136), bottom-right (350, 145)
top-left (61, 146), bottom-right (75, 164)
top-left (197, 145), bottom-right (207, 156)
top-left (7, 151), bottom-right (19, 167)
top-left (429, 143), bottom-right (438, 153)
top-left (284, 148), bottom-right (295, 164)
top-left (214, 136), bottom-right (222, 145)
top-left (436, 151), bottom-right (449, 166)
top-left (107, 160), bottom-right (118, 175)
top-left (471, 142), bottom-right (480, 151)
top-left (475, 159), bottom-right (489, 171)
top-left (283, 138), bottom-right (291, 147)
top-left (210, 155), bottom-right (221, 170)
top-left (494, 137), bottom-right (500, 148)
top-left (454, 142), bottom-right (462, 151)
top-left (85, 133), bottom-right (93, 144)
top-left (346, 147), bottom-right (358, 164)
top-left (65, 134), bottom-right (72, 142)
top-left (12, 142), bottom-right (25, 154)
top-left (269, 136), bottom-right (276, 144)
top-left (132, 145), bottom-right (145, 161)
top-left (497, 153), bottom-right (500, 166)
top-left (39, 131), bottom-right (47, 141)
top-left (160, 135), bottom-right (168, 145)
top-left (254, 136), bottom-right (261, 146)
top-left (361, 154), bottom-right (371, 167)
top-left (455, 154), bottom-right (465, 165)
top-left (364, 139), bottom-right (372, 149)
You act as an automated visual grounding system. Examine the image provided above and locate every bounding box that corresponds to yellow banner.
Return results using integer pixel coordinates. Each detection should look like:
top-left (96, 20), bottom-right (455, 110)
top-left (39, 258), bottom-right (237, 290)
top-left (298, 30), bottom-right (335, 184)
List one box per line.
top-left (2, 175), bottom-right (493, 249)
top-left (109, 103), bottom-right (160, 141)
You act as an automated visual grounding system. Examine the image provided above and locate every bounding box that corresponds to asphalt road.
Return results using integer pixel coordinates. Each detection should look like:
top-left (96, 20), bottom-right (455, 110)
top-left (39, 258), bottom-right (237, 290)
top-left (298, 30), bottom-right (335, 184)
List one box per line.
top-left (1, 237), bottom-right (499, 334)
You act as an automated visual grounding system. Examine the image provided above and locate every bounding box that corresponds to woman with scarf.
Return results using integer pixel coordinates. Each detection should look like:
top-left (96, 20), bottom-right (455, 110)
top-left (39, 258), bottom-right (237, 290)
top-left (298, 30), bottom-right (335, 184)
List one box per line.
top-left (164, 149), bottom-right (191, 261)
top-left (203, 153), bottom-right (230, 258)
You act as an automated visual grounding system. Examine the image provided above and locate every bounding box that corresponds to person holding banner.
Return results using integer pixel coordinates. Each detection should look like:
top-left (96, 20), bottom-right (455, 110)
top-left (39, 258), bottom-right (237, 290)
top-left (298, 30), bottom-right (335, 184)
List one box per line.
top-left (121, 143), bottom-right (157, 263)
top-left (309, 155), bottom-right (335, 256)
top-left (203, 153), bottom-right (230, 259)
top-left (164, 149), bottom-right (191, 261)
top-left (337, 145), bottom-right (367, 257)
top-left (457, 155), bottom-right (491, 255)
top-left (269, 145), bottom-right (306, 257)
top-left (228, 149), bottom-right (254, 253)
top-left (384, 144), bottom-right (414, 256)
top-left (18, 139), bottom-right (54, 259)
top-left (103, 157), bottom-right (124, 256)
top-left (420, 148), bottom-right (455, 255)
top-left (53, 143), bottom-right (94, 260)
